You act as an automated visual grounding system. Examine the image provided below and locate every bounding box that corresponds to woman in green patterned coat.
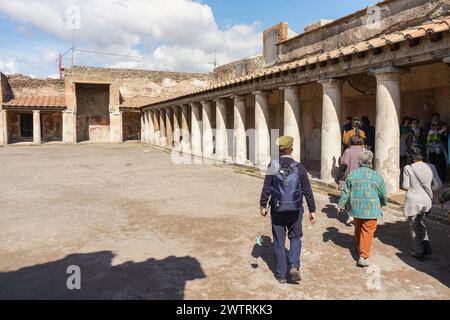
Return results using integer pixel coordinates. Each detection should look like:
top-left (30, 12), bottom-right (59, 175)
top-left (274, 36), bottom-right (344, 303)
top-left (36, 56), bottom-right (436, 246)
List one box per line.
top-left (337, 150), bottom-right (388, 268)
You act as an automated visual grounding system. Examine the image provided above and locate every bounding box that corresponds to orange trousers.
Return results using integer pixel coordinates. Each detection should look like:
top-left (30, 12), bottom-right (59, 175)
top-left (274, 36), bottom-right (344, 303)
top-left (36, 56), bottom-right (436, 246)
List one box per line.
top-left (354, 218), bottom-right (378, 259)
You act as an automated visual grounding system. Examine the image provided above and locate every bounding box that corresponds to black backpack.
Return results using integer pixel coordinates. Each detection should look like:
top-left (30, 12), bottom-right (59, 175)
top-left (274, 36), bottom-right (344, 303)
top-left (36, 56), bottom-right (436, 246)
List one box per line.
top-left (269, 160), bottom-right (302, 213)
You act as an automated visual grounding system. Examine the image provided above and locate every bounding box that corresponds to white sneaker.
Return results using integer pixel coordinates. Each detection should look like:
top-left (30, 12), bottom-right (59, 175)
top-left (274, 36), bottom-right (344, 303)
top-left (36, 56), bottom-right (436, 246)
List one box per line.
top-left (357, 257), bottom-right (370, 268)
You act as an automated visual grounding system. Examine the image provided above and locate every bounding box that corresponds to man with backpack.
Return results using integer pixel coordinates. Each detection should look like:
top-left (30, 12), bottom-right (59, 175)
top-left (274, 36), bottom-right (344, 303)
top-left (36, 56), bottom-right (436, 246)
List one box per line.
top-left (259, 136), bottom-right (317, 284)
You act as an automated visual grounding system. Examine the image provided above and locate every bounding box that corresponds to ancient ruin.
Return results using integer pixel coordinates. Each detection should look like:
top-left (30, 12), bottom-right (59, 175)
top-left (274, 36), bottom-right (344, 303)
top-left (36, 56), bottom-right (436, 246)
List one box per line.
top-left (1, 0), bottom-right (449, 196)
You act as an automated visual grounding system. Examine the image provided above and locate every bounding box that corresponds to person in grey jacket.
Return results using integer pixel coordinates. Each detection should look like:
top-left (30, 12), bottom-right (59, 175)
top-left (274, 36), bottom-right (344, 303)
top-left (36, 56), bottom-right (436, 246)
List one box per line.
top-left (402, 145), bottom-right (443, 261)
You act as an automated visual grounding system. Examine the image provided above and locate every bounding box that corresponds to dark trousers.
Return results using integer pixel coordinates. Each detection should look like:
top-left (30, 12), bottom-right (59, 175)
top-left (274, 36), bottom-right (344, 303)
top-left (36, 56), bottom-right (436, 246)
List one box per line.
top-left (429, 152), bottom-right (447, 182)
top-left (408, 213), bottom-right (430, 255)
top-left (271, 212), bottom-right (303, 279)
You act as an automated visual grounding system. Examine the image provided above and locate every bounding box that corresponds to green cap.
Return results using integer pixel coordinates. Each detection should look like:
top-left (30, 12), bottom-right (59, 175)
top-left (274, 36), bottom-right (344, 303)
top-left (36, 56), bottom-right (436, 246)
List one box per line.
top-left (276, 136), bottom-right (294, 150)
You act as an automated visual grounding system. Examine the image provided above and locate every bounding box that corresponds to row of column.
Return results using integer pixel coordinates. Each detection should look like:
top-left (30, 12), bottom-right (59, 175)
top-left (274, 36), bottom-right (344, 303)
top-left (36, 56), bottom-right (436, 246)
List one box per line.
top-left (142, 89), bottom-right (302, 166)
top-left (141, 67), bottom-right (402, 193)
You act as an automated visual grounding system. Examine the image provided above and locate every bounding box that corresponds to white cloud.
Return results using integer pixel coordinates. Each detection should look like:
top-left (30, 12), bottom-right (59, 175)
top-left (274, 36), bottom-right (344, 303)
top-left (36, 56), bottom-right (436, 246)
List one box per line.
top-left (0, 59), bottom-right (18, 74)
top-left (0, 0), bottom-right (263, 75)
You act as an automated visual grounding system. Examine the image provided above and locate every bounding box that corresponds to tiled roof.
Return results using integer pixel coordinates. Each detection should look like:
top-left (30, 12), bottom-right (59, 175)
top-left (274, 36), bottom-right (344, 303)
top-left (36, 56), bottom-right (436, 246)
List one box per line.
top-left (143, 18), bottom-right (450, 108)
top-left (2, 96), bottom-right (66, 109)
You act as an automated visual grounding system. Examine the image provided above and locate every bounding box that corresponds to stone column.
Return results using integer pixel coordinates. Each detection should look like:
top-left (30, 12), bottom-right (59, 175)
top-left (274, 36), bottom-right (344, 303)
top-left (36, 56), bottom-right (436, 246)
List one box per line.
top-left (201, 100), bottom-right (214, 159)
top-left (373, 67), bottom-right (402, 194)
top-left (233, 95), bottom-right (247, 166)
top-left (110, 111), bottom-right (123, 143)
top-left (159, 108), bottom-right (167, 147)
top-left (141, 112), bottom-right (146, 143)
top-left (0, 110), bottom-right (8, 145)
top-left (319, 79), bottom-right (343, 183)
top-left (173, 106), bottom-right (181, 150)
top-left (215, 98), bottom-right (228, 163)
top-left (254, 91), bottom-right (271, 170)
top-left (190, 102), bottom-right (202, 157)
top-left (152, 110), bottom-right (160, 145)
top-left (165, 107), bottom-right (174, 148)
top-left (181, 105), bottom-right (191, 153)
top-left (62, 111), bottom-right (77, 144)
top-left (33, 110), bottom-right (41, 144)
top-left (147, 111), bottom-right (155, 144)
top-left (283, 86), bottom-right (301, 162)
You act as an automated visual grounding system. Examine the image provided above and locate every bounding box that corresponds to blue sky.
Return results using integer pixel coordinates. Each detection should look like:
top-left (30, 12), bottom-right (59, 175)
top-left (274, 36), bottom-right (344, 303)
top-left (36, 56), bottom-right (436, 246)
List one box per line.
top-left (204, 0), bottom-right (377, 31)
top-left (0, 0), bottom-right (377, 78)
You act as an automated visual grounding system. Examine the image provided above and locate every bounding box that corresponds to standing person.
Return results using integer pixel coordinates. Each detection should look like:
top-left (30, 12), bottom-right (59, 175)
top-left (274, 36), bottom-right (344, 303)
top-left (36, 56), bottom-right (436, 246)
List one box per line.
top-left (427, 122), bottom-right (448, 182)
top-left (440, 123), bottom-right (449, 167)
top-left (337, 150), bottom-right (388, 268)
top-left (339, 136), bottom-right (365, 226)
top-left (400, 117), bottom-right (413, 169)
top-left (343, 117), bottom-right (354, 134)
top-left (343, 118), bottom-right (366, 148)
top-left (260, 136), bottom-right (317, 284)
top-left (400, 117), bottom-right (411, 136)
top-left (402, 145), bottom-right (443, 261)
top-left (410, 119), bottom-right (423, 145)
top-left (361, 116), bottom-right (375, 152)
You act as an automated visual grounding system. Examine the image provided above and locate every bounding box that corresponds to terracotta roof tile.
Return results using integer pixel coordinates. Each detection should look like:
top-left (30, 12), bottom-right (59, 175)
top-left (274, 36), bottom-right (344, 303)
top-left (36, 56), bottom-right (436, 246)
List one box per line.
top-left (367, 38), bottom-right (387, 49)
top-left (3, 96), bottom-right (66, 109)
top-left (143, 18), bottom-right (450, 108)
top-left (383, 33), bottom-right (407, 44)
top-left (405, 28), bottom-right (426, 39)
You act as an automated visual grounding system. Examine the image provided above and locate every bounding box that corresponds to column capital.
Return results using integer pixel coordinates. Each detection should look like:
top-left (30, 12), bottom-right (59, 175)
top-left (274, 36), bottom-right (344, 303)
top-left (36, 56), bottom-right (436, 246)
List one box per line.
top-left (279, 84), bottom-right (299, 91)
top-left (32, 109), bottom-right (41, 114)
top-left (213, 97), bottom-right (227, 104)
top-left (318, 78), bottom-right (344, 89)
top-left (233, 95), bottom-right (246, 102)
top-left (190, 101), bottom-right (201, 107)
top-left (253, 90), bottom-right (272, 99)
top-left (370, 67), bottom-right (404, 81)
top-left (443, 57), bottom-right (450, 66)
top-left (200, 100), bottom-right (214, 107)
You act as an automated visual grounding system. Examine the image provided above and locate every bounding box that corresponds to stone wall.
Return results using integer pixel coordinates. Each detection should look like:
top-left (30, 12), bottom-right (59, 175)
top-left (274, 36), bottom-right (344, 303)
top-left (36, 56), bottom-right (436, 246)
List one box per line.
top-left (210, 55), bottom-right (264, 85)
top-left (278, 0), bottom-right (450, 63)
top-left (64, 66), bottom-right (211, 110)
top-left (5, 74), bottom-right (65, 98)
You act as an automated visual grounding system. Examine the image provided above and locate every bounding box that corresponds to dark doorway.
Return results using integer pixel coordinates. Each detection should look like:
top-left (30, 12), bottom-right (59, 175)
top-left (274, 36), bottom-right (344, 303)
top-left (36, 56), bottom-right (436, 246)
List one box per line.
top-left (20, 114), bottom-right (33, 138)
top-left (75, 83), bottom-right (110, 143)
top-left (123, 112), bottom-right (141, 141)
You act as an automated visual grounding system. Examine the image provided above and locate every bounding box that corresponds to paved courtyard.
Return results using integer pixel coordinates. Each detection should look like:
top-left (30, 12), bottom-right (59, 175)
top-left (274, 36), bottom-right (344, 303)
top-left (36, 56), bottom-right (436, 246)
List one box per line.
top-left (0, 143), bottom-right (449, 300)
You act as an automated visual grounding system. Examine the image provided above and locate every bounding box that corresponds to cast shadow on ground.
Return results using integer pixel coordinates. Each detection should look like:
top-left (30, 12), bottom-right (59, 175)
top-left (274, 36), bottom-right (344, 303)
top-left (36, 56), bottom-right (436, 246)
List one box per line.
top-left (0, 251), bottom-right (206, 300)
top-left (375, 220), bottom-right (450, 288)
top-left (251, 236), bottom-right (290, 278)
top-left (322, 204), bottom-right (349, 225)
top-left (322, 227), bottom-right (360, 262)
